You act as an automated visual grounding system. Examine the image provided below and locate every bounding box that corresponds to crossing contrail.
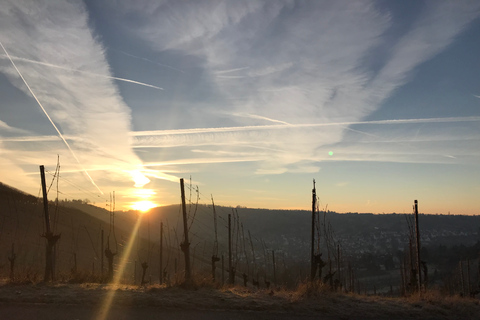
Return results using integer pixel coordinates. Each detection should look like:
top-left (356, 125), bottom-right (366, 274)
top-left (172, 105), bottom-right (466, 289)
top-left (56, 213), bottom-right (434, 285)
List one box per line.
top-left (130, 116), bottom-right (480, 137)
top-left (232, 112), bottom-right (291, 125)
top-left (0, 53), bottom-right (164, 90)
top-left (0, 40), bottom-right (103, 195)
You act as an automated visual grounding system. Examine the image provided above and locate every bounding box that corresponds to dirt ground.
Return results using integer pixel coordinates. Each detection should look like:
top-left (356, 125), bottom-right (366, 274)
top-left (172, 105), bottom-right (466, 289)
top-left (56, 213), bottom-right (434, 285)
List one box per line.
top-left (0, 282), bottom-right (479, 320)
top-left (0, 304), bottom-right (333, 320)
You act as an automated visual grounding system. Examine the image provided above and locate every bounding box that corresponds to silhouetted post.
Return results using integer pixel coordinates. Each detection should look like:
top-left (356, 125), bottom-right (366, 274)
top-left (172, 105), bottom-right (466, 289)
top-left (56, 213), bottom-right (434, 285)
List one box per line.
top-left (41, 165), bottom-right (51, 234)
top-left (414, 200), bottom-right (422, 292)
top-left (40, 165), bottom-right (60, 282)
top-left (211, 196), bottom-right (220, 281)
top-left (248, 230), bottom-right (256, 277)
top-left (271, 250), bottom-right (276, 286)
top-left (101, 229), bottom-right (104, 280)
top-left (8, 243), bottom-right (16, 281)
top-left (212, 254), bottom-right (220, 281)
top-left (73, 252), bottom-right (77, 274)
top-left (105, 240), bottom-right (116, 282)
top-left (174, 258), bottom-right (177, 283)
top-left (460, 261), bottom-right (465, 296)
top-left (141, 261), bottom-right (148, 285)
top-left (337, 244), bottom-right (341, 290)
top-left (179, 178), bottom-right (191, 283)
top-left (134, 260), bottom-right (137, 285)
top-left (221, 254), bottom-right (225, 285)
top-left (228, 213), bottom-right (234, 285)
top-left (160, 221), bottom-right (163, 284)
top-left (241, 223), bottom-right (249, 278)
top-left (467, 258), bottom-right (471, 296)
top-left (311, 179), bottom-right (316, 281)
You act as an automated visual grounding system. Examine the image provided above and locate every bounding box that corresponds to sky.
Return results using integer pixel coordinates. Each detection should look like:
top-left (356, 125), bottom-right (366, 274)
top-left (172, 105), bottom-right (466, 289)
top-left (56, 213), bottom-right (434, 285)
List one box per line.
top-left (0, 0), bottom-right (479, 215)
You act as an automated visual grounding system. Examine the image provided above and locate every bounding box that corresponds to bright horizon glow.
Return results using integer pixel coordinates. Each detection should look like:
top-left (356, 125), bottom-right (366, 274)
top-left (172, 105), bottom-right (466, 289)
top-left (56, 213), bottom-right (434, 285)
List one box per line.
top-left (130, 200), bottom-right (157, 212)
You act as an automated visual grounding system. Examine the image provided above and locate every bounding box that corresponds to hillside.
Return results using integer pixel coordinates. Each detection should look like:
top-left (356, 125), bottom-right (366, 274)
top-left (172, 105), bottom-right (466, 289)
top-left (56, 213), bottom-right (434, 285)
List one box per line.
top-left (0, 182), bottom-right (179, 283)
top-left (1, 182), bottom-right (479, 295)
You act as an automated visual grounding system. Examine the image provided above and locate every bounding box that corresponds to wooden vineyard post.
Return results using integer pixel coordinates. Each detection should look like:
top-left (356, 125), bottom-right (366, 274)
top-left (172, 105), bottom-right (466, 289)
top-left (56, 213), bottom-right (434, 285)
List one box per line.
top-left (160, 221), bottom-right (163, 284)
top-left (467, 258), bottom-right (471, 296)
top-left (272, 250), bottom-right (276, 287)
top-left (40, 165), bottom-right (60, 282)
top-left (311, 179), bottom-right (316, 281)
top-left (222, 254), bottom-right (225, 286)
top-left (460, 261), bottom-right (465, 296)
top-left (248, 230), bottom-right (256, 280)
top-left (228, 213), bottom-right (235, 285)
top-left (414, 200), bottom-right (422, 292)
top-left (8, 243), bottom-right (16, 281)
top-left (211, 196), bottom-right (220, 281)
top-left (141, 262), bottom-right (149, 285)
top-left (101, 229), bottom-right (104, 280)
top-left (180, 178), bottom-right (191, 283)
top-left (337, 244), bottom-right (341, 291)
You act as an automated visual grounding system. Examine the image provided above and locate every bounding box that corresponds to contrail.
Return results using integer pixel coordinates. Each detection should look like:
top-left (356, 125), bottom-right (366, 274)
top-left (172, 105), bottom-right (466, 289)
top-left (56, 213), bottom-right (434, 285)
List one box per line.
top-left (0, 53), bottom-right (164, 90)
top-left (141, 157), bottom-right (262, 167)
top-left (214, 66), bottom-right (250, 74)
top-left (0, 135), bottom-right (62, 142)
top-left (131, 116), bottom-right (480, 137)
top-left (232, 112), bottom-right (291, 125)
top-left (0, 40), bottom-right (104, 195)
top-left (216, 75), bottom-right (247, 79)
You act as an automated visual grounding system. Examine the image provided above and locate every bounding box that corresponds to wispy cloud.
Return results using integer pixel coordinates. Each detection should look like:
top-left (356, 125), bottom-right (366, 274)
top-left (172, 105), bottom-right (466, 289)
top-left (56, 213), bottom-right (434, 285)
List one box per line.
top-left (0, 120), bottom-right (28, 134)
top-left (0, 0), bottom-right (151, 196)
top-left (142, 157), bottom-right (261, 167)
top-left (214, 67), bottom-right (250, 75)
top-left (0, 53), bottom-right (164, 90)
top-left (1, 40), bottom-right (104, 194)
top-left (112, 48), bottom-right (185, 74)
top-left (129, 116), bottom-right (480, 149)
top-left (336, 182), bottom-right (350, 187)
top-left (107, 0), bottom-right (480, 173)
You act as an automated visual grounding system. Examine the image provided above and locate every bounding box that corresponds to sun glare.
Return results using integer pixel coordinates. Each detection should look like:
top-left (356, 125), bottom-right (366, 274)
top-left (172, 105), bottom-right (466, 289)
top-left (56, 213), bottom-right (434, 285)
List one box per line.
top-left (131, 201), bottom-right (156, 212)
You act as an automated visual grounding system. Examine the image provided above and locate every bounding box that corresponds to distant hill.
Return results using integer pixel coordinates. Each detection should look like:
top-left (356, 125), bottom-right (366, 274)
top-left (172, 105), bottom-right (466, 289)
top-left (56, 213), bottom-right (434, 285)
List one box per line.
top-left (1, 182), bottom-right (478, 290)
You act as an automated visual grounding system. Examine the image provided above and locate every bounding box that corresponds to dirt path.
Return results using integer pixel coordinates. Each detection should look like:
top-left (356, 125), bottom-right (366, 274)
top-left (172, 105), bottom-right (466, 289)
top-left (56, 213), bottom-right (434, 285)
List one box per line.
top-left (0, 304), bottom-right (322, 320)
top-left (0, 283), bottom-right (478, 320)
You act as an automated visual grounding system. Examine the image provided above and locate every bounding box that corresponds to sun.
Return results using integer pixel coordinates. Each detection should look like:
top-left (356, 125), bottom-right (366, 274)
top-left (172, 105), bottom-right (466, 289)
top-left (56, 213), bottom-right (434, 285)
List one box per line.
top-left (131, 200), bottom-right (157, 212)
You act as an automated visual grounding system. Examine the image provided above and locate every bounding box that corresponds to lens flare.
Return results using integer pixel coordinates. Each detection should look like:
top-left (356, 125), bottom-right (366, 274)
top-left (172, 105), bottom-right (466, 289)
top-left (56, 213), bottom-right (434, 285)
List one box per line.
top-left (95, 215), bottom-right (143, 320)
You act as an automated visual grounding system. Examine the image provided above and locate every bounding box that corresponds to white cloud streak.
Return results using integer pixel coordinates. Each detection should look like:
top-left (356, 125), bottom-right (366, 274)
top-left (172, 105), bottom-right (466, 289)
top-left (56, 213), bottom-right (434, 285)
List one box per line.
top-left (106, 0), bottom-right (480, 173)
top-left (131, 116), bottom-right (480, 137)
top-left (0, 0), bottom-right (152, 196)
top-left (0, 54), bottom-right (164, 90)
top-left (1, 40), bottom-right (103, 194)
top-left (0, 120), bottom-right (28, 134)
